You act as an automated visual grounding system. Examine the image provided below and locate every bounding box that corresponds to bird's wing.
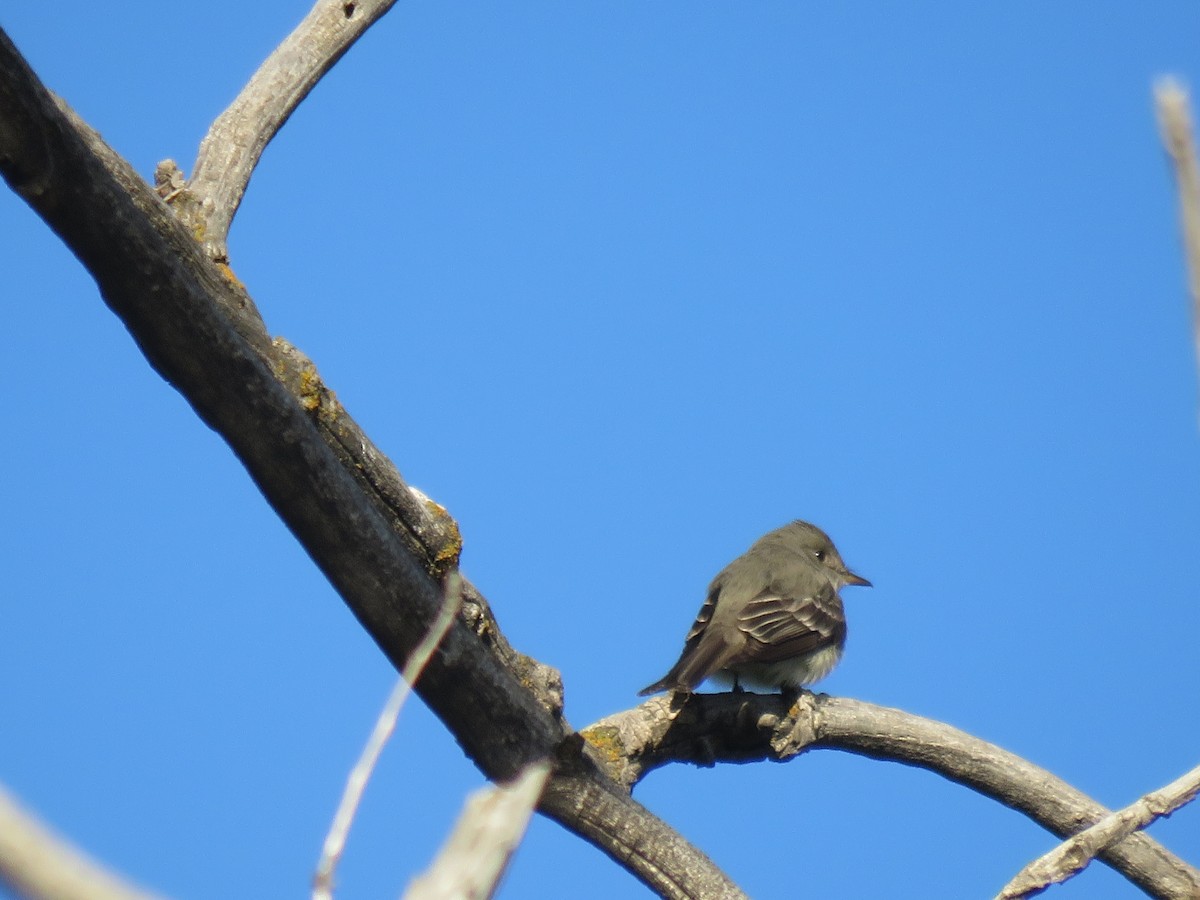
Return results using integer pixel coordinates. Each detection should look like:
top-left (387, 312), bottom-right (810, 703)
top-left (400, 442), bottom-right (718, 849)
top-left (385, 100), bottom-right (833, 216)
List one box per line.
top-left (638, 577), bottom-right (742, 694)
top-left (730, 580), bottom-right (845, 665)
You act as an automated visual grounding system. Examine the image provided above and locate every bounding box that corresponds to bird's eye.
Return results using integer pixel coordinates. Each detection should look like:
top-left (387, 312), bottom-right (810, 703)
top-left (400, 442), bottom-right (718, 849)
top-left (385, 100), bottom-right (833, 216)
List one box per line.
top-left (814, 549), bottom-right (826, 562)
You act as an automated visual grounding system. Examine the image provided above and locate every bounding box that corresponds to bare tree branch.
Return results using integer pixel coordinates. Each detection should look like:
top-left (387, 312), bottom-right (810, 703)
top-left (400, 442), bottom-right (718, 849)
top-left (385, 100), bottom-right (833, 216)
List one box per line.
top-left (539, 767), bottom-right (747, 900)
top-left (996, 760), bottom-right (1200, 900)
top-left (405, 763), bottom-right (551, 900)
top-left (180, 0), bottom-right (403, 260)
top-left (4, 17), bottom-right (1197, 900)
top-left (584, 693), bottom-right (1200, 899)
top-left (1155, 78), bottom-right (1200, 400)
top-left (0, 23), bottom-right (550, 777)
top-left (0, 784), bottom-right (164, 900)
top-left (314, 573), bottom-right (464, 900)
top-left (0, 28), bottom-right (741, 900)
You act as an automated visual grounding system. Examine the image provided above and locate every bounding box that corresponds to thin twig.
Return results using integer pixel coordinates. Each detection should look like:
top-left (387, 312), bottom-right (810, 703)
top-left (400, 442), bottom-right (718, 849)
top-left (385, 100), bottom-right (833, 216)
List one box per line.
top-left (0, 783), bottom-right (165, 900)
top-left (313, 572), bottom-right (464, 900)
top-left (996, 760), bottom-right (1200, 899)
top-left (404, 762), bottom-right (551, 900)
top-left (1155, 78), bottom-right (1200, 404)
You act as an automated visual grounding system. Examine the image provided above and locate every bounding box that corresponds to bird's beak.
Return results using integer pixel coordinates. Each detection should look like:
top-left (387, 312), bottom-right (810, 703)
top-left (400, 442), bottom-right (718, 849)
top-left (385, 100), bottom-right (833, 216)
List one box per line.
top-left (844, 571), bottom-right (872, 588)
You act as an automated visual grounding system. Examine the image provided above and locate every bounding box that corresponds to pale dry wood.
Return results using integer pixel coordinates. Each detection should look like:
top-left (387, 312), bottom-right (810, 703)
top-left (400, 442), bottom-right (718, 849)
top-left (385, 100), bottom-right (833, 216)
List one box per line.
top-left (996, 760), bottom-right (1200, 899)
top-left (0, 784), bottom-right (164, 900)
top-left (314, 574), bottom-right (464, 900)
top-left (183, 0), bottom-right (402, 259)
top-left (584, 693), bottom-right (1200, 899)
top-left (1155, 78), bottom-right (1200, 398)
top-left (405, 763), bottom-right (551, 900)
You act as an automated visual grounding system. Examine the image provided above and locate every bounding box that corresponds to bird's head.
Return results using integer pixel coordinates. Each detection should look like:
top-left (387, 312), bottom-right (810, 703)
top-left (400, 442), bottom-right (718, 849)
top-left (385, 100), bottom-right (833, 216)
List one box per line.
top-left (775, 519), bottom-right (872, 589)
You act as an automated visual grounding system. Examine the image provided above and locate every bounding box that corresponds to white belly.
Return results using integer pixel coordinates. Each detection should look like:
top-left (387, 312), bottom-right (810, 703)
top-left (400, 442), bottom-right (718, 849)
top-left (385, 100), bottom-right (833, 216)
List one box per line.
top-left (719, 644), bottom-right (845, 691)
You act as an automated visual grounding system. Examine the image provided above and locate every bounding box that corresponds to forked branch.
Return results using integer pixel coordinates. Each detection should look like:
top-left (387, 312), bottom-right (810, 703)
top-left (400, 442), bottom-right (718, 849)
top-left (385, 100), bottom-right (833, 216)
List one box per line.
top-left (183, 0), bottom-right (403, 259)
top-left (0, 28), bottom-right (741, 900)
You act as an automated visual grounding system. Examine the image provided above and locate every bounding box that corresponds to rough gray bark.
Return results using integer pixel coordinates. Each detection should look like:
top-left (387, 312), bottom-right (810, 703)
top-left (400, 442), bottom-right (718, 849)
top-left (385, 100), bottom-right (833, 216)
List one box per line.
top-left (586, 693), bottom-right (1200, 898)
top-left (997, 761), bottom-right (1200, 899)
top-left (0, 27), bottom-right (741, 900)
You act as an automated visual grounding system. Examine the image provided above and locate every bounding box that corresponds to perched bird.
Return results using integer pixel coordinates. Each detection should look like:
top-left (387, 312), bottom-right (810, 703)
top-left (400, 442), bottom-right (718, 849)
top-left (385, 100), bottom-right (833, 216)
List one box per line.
top-left (639, 520), bottom-right (870, 695)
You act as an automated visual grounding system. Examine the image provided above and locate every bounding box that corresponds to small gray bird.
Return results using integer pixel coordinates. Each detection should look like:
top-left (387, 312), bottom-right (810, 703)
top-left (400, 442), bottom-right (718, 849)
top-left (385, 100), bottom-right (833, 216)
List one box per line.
top-left (639, 521), bottom-right (870, 695)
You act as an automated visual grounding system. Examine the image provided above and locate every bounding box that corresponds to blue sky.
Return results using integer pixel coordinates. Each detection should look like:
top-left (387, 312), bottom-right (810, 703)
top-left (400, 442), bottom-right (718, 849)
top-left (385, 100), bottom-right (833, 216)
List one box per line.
top-left (3, 3), bottom-right (1200, 898)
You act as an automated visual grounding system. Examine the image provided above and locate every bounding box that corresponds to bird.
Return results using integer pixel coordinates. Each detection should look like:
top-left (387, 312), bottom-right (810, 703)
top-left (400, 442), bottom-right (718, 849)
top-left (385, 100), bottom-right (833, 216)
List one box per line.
top-left (639, 520), bottom-right (870, 695)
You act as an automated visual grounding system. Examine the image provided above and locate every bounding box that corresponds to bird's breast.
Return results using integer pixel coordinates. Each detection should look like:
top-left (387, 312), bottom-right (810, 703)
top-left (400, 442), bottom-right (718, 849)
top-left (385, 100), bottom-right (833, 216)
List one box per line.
top-left (724, 644), bottom-right (845, 690)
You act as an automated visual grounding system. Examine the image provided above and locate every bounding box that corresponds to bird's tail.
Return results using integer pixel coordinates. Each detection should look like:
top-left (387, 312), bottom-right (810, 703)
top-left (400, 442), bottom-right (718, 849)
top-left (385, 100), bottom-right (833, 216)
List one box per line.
top-left (637, 676), bottom-right (681, 697)
top-left (638, 632), bottom-right (737, 696)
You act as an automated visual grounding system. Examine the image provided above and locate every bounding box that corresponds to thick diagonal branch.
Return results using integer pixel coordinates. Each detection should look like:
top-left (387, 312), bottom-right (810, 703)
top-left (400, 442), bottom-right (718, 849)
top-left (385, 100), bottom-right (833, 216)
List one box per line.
top-left (0, 28), bottom-right (740, 900)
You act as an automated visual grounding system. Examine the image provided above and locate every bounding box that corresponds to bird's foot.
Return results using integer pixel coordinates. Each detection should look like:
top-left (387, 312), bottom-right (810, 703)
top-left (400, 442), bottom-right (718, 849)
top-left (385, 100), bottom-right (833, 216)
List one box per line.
top-left (779, 685), bottom-right (805, 707)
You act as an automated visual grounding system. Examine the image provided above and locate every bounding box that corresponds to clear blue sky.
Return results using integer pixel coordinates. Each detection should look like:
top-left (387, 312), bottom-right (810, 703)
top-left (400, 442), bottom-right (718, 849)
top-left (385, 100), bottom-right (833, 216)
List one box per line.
top-left (3, 3), bottom-right (1199, 898)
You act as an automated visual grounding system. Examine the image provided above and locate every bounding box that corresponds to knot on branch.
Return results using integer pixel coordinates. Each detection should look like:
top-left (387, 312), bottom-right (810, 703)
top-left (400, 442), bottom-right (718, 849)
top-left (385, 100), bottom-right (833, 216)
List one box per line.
top-left (768, 691), bottom-right (820, 759)
top-left (154, 158), bottom-right (221, 256)
top-left (512, 652), bottom-right (565, 719)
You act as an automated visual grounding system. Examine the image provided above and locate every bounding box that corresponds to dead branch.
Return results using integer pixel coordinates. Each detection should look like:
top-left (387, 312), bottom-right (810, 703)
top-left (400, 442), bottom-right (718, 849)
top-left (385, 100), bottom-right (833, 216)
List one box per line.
top-left (997, 760), bottom-right (1200, 899)
top-left (0, 784), bottom-right (164, 900)
top-left (182, 0), bottom-right (404, 260)
top-left (585, 693), bottom-right (1200, 899)
top-left (405, 763), bottom-right (551, 900)
top-left (0, 28), bottom-right (742, 900)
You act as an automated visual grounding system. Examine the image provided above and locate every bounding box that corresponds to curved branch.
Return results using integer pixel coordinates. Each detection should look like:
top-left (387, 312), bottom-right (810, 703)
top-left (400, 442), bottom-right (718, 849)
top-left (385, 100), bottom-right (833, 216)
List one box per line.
top-left (0, 784), bottom-right (163, 900)
top-left (182, 0), bottom-right (402, 260)
top-left (997, 760), bottom-right (1200, 899)
top-left (540, 762), bottom-right (746, 900)
top-left (584, 693), bottom-right (1200, 899)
